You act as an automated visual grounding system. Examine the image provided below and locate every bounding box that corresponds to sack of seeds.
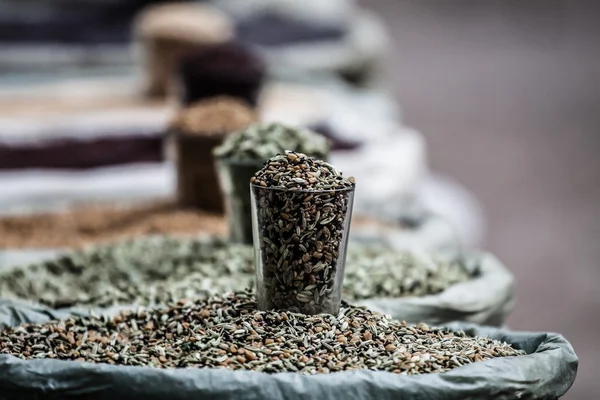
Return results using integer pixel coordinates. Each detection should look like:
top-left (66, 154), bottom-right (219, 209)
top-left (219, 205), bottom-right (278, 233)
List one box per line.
top-left (354, 252), bottom-right (515, 326)
top-left (0, 236), bottom-right (513, 328)
top-left (0, 291), bottom-right (578, 400)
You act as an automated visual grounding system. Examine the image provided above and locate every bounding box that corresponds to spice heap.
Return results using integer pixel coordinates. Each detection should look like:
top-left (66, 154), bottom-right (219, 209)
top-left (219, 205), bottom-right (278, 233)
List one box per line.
top-left (214, 123), bottom-right (330, 161)
top-left (0, 201), bottom-right (225, 249)
top-left (0, 237), bottom-right (252, 309)
top-left (0, 290), bottom-right (525, 373)
top-left (344, 247), bottom-right (471, 299)
top-left (169, 96), bottom-right (257, 136)
top-left (251, 152), bottom-right (355, 314)
top-left (0, 236), bottom-right (472, 309)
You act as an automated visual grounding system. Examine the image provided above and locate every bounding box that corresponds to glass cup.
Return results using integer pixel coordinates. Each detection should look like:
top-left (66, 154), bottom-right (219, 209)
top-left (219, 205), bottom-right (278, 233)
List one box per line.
top-left (216, 158), bottom-right (265, 244)
top-left (251, 183), bottom-right (355, 315)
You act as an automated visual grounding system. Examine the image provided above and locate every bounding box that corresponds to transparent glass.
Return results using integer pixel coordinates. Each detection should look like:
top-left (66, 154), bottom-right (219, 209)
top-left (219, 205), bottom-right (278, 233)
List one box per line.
top-left (216, 158), bottom-right (264, 244)
top-left (251, 184), bottom-right (355, 315)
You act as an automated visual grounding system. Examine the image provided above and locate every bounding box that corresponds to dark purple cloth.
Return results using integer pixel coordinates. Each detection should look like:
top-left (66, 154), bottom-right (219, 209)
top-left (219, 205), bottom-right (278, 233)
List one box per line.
top-left (0, 135), bottom-right (163, 170)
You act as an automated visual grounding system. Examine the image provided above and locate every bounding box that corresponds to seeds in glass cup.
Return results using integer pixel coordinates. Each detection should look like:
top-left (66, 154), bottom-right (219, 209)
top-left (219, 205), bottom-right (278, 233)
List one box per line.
top-left (251, 151), bottom-right (355, 315)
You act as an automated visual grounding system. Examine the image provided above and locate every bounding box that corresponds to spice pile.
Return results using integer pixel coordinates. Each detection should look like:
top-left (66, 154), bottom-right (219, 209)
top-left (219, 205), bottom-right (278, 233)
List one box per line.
top-left (0, 237), bottom-right (471, 310)
top-left (344, 246), bottom-right (471, 299)
top-left (0, 237), bottom-right (252, 309)
top-left (0, 201), bottom-right (225, 249)
top-left (169, 96), bottom-right (257, 136)
top-left (0, 290), bottom-right (525, 373)
top-left (214, 123), bottom-right (330, 160)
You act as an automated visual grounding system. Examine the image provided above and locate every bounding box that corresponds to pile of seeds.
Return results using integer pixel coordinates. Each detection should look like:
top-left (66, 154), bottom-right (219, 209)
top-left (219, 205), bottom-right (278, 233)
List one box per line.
top-left (169, 96), bottom-right (257, 136)
top-left (0, 290), bottom-right (525, 373)
top-left (213, 123), bottom-right (330, 160)
top-left (251, 152), bottom-right (355, 314)
top-left (0, 201), bottom-right (225, 248)
top-left (0, 236), bottom-right (252, 309)
top-left (344, 247), bottom-right (472, 299)
top-left (0, 236), bottom-right (472, 309)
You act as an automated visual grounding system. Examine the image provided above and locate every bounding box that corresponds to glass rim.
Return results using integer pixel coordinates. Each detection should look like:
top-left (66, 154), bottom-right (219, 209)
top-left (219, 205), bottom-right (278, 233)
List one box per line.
top-left (250, 182), bottom-right (355, 194)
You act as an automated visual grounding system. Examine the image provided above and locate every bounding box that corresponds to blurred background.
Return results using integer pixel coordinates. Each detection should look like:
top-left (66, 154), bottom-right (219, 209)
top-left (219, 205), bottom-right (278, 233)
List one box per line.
top-left (360, 1), bottom-right (599, 398)
top-left (0, 0), bottom-right (598, 398)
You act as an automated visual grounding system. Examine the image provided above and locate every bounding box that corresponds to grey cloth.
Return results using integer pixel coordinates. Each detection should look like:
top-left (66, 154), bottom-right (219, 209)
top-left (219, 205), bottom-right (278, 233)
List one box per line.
top-left (0, 323), bottom-right (577, 400)
top-left (0, 299), bottom-right (128, 329)
top-left (0, 251), bottom-right (514, 329)
top-left (0, 298), bottom-right (76, 328)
